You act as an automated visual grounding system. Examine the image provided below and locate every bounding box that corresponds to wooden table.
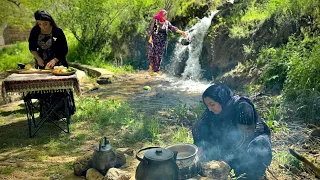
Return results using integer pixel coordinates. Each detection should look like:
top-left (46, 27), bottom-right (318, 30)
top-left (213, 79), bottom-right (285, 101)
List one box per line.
top-left (1, 73), bottom-right (81, 137)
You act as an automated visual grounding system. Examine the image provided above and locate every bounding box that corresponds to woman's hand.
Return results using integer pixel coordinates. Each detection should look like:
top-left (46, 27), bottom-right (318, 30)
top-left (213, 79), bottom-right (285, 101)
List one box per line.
top-left (37, 59), bottom-right (45, 67)
top-left (46, 58), bottom-right (58, 69)
top-left (181, 31), bottom-right (187, 37)
top-left (148, 36), bottom-right (153, 47)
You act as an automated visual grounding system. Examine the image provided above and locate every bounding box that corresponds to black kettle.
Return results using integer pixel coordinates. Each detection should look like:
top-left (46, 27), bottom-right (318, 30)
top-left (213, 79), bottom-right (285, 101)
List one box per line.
top-left (135, 147), bottom-right (180, 180)
top-left (91, 137), bottom-right (117, 175)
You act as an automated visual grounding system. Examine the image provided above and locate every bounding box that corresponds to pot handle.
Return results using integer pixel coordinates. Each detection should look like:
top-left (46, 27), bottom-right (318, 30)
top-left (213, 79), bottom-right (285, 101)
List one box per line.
top-left (98, 136), bottom-right (109, 151)
top-left (136, 146), bottom-right (161, 164)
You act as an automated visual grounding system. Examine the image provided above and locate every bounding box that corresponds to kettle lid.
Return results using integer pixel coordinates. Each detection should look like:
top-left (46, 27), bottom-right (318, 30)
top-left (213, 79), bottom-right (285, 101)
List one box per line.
top-left (144, 148), bottom-right (173, 161)
top-left (95, 137), bottom-right (113, 152)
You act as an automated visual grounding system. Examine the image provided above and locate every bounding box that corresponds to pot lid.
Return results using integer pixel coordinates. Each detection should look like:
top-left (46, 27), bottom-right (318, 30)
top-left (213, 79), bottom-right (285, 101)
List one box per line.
top-left (95, 143), bottom-right (112, 152)
top-left (144, 148), bottom-right (174, 161)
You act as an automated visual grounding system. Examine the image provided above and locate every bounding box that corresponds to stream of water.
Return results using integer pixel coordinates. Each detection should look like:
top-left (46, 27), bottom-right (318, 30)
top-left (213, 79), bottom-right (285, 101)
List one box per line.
top-left (167, 10), bottom-right (219, 81)
top-left (89, 11), bottom-right (219, 113)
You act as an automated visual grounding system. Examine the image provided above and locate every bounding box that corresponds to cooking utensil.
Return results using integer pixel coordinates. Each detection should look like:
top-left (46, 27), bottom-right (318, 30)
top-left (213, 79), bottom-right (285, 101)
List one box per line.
top-left (135, 146), bottom-right (180, 180)
top-left (166, 143), bottom-right (200, 179)
top-left (91, 137), bottom-right (117, 175)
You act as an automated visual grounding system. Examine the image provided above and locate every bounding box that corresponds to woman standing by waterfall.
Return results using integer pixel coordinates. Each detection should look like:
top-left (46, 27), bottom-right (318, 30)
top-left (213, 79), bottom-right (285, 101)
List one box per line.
top-left (192, 84), bottom-right (272, 180)
top-left (147, 9), bottom-right (186, 74)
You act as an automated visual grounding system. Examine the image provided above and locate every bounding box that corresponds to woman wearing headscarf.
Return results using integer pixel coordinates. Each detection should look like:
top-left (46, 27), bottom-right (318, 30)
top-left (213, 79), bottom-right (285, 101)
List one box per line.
top-left (26, 10), bottom-right (75, 121)
top-left (147, 9), bottom-right (186, 74)
top-left (192, 84), bottom-right (272, 180)
top-left (29, 10), bottom-right (68, 69)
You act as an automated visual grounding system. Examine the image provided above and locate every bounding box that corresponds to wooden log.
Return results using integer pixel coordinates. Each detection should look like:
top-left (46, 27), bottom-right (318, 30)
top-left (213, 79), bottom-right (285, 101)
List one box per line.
top-left (289, 148), bottom-right (320, 177)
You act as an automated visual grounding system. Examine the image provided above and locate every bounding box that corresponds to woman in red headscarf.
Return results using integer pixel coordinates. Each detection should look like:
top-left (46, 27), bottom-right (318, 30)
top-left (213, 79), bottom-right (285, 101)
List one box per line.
top-left (147, 9), bottom-right (186, 74)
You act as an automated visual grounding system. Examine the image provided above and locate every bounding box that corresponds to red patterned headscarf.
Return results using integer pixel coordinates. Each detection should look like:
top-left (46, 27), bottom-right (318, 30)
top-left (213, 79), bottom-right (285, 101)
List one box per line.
top-left (154, 9), bottom-right (167, 23)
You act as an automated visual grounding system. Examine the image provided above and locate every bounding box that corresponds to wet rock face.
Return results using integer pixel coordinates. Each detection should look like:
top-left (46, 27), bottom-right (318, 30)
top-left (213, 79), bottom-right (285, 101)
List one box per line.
top-left (200, 6), bottom-right (300, 79)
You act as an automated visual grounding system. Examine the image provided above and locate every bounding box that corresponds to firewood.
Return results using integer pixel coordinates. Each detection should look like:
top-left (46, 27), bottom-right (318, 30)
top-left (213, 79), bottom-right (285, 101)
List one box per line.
top-left (289, 148), bottom-right (320, 177)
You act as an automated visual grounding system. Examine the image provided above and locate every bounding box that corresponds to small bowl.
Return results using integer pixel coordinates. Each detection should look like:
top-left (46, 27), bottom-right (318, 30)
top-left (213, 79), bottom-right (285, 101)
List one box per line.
top-left (166, 143), bottom-right (200, 179)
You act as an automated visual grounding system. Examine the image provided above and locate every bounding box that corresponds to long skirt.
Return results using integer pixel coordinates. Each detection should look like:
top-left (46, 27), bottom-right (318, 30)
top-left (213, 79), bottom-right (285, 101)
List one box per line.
top-left (147, 33), bottom-right (167, 72)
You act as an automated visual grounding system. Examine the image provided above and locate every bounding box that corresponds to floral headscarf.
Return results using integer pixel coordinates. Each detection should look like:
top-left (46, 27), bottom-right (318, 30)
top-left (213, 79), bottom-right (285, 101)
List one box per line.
top-left (154, 9), bottom-right (167, 23)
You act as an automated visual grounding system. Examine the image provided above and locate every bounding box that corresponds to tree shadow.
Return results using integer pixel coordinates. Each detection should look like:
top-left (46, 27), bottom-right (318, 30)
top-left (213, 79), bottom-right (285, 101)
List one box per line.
top-left (0, 118), bottom-right (67, 151)
top-left (0, 108), bottom-right (26, 116)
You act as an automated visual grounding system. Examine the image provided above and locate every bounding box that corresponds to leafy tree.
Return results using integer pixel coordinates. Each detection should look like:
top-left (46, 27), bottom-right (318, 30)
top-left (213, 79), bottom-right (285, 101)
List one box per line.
top-left (0, 0), bottom-right (47, 30)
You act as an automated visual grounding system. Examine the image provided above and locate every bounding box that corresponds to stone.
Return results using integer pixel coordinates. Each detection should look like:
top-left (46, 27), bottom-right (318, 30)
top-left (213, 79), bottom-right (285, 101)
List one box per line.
top-left (97, 77), bottom-right (112, 84)
top-left (73, 153), bottom-right (92, 176)
top-left (86, 168), bottom-right (104, 180)
top-left (115, 150), bottom-right (126, 168)
top-left (199, 160), bottom-right (231, 180)
top-left (311, 128), bottom-right (320, 138)
top-left (116, 148), bottom-right (135, 156)
top-left (104, 168), bottom-right (131, 180)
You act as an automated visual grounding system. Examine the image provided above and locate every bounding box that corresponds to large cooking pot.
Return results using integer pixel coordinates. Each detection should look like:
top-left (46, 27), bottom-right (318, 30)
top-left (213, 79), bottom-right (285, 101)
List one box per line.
top-left (166, 143), bottom-right (200, 179)
top-left (135, 147), bottom-right (180, 180)
top-left (91, 137), bottom-right (117, 175)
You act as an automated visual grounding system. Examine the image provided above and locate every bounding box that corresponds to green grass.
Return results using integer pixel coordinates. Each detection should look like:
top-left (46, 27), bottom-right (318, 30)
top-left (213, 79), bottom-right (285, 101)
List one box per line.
top-left (0, 42), bottom-right (33, 71)
top-left (0, 167), bottom-right (14, 175)
top-left (170, 126), bottom-right (193, 144)
top-left (274, 150), bottom-right (302, 169)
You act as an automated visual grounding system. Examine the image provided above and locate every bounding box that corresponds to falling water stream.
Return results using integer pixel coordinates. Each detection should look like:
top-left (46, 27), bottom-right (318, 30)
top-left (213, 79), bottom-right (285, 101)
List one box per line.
top-left (167, 10), bottom-right (219, 80)
top-left (87, 11), bottom-right (219, 113)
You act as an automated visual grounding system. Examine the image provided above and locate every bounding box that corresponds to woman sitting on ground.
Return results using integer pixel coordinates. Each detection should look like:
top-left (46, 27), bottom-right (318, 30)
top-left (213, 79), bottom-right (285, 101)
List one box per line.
top-left (192, 84), bottom-right (272, 180)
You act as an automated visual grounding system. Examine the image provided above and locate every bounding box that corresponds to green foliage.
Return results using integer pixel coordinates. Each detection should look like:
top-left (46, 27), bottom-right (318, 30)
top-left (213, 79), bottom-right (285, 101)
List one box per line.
top-left (74, 97), bottom-right (136, 127)
top-left (274, 150), bottom-right (302, 169)
top-left (263, 106), bottom-right (287, 132)
top-left (0, 0), bottom-right (48, 29)
top-left (170, 126), bottom-right (193, 144)
top-left (142, 117), bottom-right (161, 141)
top-left (0, 42), bottom-right (33, 71)
top-left (257, 28), bottom-right (320, 124)
top-left (0, 167), bottom-right (14, 175)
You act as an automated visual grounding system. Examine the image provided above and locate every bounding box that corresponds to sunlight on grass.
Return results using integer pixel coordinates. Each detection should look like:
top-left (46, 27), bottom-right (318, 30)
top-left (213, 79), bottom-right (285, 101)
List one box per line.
top-left (274, 150), bottom-right (302, 169)
top-left (170, 126), bottom-right (193, 144)
top-left (0, 42), bottom-right (33, 71)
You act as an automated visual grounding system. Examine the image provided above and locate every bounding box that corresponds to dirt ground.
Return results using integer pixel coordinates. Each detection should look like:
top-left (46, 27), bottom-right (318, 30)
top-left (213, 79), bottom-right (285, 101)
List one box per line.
top-left (0, 71), bottom-right (319, 180)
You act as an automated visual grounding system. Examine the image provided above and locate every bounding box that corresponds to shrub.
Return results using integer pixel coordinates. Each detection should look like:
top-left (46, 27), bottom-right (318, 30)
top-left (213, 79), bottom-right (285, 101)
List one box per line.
top-left (0, 42), bottom-right (33, 71)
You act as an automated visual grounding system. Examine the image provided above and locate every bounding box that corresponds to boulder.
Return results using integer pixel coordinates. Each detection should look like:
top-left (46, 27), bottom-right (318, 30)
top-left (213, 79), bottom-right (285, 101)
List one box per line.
top-left (104, 168), bottom-right (131, 180)
top-left (73, 153), bottom-right (92, 176)
top-left (115, 150), bottom-right (126, 168)
top-left (199, 161), bottom-right (231, 180)
top-left (116, 148), bottom-right (135, 156)
top-left (311, 128), bottom-right (320, 138)
top-left (86, 168), bottom-right (104, 180)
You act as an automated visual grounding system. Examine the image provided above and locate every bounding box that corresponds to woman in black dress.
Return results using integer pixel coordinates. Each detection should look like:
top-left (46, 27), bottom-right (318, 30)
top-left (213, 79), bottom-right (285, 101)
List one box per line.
top-left (27, 10), bottom-right (75, 121)
top-left (192, 84), bottom-right (272, 180)
top-left (29, 10), bottom-right (68, 69)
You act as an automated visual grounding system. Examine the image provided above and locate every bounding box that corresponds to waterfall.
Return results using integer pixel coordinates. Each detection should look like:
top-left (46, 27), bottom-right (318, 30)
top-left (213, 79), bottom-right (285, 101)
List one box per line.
top-left (167, 10), bottom-right (219, 80)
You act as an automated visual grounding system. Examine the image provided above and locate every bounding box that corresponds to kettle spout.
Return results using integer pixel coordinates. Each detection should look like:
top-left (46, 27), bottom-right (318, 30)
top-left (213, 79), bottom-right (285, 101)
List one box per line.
top-left (173, 151), bottom-right (178, 161)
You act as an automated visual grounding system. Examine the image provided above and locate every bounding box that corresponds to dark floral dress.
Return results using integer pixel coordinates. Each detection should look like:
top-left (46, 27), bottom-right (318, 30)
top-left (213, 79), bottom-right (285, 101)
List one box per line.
top-left (36, 32), bottom-right (63, 69)
top-left (147, 19), bottom-right (178, 72)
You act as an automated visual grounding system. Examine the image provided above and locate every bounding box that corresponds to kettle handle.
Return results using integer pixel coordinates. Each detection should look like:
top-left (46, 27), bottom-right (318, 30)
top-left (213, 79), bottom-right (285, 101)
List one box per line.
top-left (136, 146), bottom-right (161, 164)
top-left (98, 136), bottom-right (109, 151)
